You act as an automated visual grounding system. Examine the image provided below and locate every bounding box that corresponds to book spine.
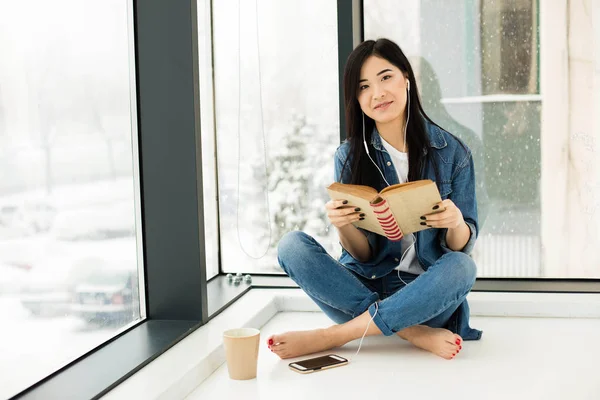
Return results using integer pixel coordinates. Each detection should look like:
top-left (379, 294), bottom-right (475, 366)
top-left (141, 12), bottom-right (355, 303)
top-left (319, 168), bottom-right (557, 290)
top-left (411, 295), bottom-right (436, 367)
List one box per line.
top-left (370, 199), bottom-right (403, 241)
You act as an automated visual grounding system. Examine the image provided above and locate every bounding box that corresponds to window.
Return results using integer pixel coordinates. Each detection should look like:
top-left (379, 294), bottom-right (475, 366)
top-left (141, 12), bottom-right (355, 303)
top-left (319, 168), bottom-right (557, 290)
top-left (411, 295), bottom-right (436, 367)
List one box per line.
top-left (0, 1), bottom-right (143, 398)
top-left (198, 0), bottom-right (220, 280)
top-left (480, 0), bottom-right (538, 95)
top-left (212, 0), bottom-right (340, 273)
top-left (365, 0), bottom-right (600, 278)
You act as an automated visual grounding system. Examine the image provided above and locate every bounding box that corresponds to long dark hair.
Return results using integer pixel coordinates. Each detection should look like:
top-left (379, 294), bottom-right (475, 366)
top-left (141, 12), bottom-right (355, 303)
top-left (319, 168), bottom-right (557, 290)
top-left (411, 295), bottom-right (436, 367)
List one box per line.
top-left (341, 38), bottom-right (442, 191)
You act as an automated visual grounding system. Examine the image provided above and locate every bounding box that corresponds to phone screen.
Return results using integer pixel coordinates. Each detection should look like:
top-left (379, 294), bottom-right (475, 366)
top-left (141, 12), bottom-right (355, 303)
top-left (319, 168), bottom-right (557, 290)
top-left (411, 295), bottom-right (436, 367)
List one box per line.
top-left (295, 355), bottom-right (346, 370)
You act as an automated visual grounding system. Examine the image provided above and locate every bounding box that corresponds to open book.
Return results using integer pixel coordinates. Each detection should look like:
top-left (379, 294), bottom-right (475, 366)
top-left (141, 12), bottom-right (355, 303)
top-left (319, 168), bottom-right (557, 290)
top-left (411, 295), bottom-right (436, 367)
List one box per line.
top-left (326, 179), bottom-right (446, 241)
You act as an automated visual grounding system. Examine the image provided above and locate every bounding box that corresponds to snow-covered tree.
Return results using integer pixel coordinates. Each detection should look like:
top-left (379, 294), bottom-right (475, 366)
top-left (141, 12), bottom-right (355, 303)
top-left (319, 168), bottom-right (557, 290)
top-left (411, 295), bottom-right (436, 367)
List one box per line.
top-left (254, 114), bottom-right (338, 255)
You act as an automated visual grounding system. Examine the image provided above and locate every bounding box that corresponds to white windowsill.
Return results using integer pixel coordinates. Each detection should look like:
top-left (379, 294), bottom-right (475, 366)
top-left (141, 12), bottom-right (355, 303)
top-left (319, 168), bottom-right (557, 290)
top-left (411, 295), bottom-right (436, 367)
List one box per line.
top-left (101, 289), bottom-right (600, 400)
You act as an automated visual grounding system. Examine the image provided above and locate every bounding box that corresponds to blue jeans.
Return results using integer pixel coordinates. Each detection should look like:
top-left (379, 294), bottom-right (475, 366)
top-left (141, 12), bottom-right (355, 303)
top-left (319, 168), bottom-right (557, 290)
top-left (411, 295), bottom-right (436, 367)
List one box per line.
top-left (277, 231), bottom-right (477, 337)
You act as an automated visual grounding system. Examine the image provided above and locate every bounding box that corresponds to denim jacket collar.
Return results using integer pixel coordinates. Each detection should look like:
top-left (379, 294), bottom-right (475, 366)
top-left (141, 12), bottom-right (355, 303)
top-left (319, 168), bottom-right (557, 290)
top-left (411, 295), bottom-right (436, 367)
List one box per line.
top-left (369, 118), bottom-right (448, 154)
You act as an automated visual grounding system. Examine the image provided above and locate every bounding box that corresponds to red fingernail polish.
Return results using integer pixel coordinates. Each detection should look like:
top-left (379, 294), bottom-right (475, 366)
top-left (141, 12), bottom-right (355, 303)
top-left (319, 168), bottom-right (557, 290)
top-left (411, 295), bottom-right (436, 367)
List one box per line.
top-left (268, 339), bottom-right (273, 345)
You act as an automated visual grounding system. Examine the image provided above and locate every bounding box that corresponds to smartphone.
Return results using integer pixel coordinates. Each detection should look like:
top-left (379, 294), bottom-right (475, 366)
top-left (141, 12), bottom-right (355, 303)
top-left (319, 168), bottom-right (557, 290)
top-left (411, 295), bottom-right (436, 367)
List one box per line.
top-left (288, 354), bottom-right (348, 374)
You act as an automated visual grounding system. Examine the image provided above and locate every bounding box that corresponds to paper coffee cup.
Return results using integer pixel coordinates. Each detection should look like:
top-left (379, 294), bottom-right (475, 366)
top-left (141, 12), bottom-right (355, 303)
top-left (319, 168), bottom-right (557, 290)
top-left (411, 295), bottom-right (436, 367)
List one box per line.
top-left (223, 328), bottom-right (260, 380)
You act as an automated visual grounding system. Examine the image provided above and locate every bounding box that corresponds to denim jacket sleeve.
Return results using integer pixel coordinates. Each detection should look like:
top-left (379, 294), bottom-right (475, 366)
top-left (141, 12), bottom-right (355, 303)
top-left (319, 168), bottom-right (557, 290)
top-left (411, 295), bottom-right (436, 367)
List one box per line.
top-left (333, 144), bottom-right (379, 258)
top-left (438, 150), bottom-right (479, 256)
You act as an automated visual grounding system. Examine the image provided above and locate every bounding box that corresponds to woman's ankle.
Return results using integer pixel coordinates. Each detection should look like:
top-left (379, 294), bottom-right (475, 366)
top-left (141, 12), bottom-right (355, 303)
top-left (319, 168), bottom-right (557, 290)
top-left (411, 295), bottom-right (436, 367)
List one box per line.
top-left (397, 325), bottom-right (427, 341)
top-left (321, 326), bottom-right (342, 348)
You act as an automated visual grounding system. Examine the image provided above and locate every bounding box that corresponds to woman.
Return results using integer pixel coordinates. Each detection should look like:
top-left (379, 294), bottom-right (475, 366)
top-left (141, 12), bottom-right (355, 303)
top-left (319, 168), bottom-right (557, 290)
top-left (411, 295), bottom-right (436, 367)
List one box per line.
top-left (267, 38), bottom-right (482, 361)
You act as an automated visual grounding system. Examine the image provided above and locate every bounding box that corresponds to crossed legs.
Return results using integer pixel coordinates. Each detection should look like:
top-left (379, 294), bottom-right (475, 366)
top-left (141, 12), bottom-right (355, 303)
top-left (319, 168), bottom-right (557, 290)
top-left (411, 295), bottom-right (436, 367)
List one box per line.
top-left (270, 231), bottom-right (475, 360)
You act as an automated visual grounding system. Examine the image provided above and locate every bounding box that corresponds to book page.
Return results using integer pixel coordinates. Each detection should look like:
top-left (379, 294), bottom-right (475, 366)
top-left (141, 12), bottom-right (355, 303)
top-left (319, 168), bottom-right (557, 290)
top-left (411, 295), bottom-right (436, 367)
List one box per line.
top-left (382, 181), bottom-right (445, 235)
top-left (379, 179), bottom-right (433, 196)
top-left (327, 182), bottom-right (379, 199)
top-left (326, 185), bottom-right (386, 236)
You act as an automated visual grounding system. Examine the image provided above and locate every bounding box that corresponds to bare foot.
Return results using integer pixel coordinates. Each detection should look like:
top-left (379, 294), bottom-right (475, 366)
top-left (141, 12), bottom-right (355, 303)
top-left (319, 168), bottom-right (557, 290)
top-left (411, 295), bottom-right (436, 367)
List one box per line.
top-left (398, 325), bottom-right (462, 360)
top-left (266, 329), bottom-right (338, 359)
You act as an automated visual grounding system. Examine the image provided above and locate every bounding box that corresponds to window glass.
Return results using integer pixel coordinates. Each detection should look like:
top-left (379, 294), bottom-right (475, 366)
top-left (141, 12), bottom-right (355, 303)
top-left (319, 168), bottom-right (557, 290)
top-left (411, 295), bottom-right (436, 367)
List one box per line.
top-left (481, 0), bottom-right (538, 95)
top-left (0, 1), bottom-right (143, 397)
top-left (198, 0), bottom-right (220, 280)
top-left (213, 0), bottom-right (340, 273)
top-left (365, 0), bottom-right (600, 277)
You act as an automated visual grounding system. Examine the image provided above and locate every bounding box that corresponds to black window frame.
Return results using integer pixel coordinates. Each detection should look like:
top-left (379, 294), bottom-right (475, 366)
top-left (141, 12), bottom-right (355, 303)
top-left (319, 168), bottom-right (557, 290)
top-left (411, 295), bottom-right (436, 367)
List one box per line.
top-left (10, 1), bottom-right (600, 399)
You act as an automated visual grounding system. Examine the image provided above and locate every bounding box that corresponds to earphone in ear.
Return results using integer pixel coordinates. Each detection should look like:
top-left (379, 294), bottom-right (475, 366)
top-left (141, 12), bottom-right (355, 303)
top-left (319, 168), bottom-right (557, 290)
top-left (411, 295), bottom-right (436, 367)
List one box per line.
top-left (407, 79), bottom-right (410, 91)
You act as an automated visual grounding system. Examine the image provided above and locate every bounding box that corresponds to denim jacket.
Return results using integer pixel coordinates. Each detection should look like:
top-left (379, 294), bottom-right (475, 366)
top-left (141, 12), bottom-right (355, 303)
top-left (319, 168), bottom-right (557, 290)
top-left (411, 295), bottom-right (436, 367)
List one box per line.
top-left (333, 118), bottom-right (482, 340)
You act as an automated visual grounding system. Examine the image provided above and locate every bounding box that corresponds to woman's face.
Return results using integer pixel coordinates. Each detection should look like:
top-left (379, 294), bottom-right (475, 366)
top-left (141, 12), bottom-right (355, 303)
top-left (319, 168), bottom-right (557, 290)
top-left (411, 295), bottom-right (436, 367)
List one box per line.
top-left (357, 55), bottom-right (409, 125)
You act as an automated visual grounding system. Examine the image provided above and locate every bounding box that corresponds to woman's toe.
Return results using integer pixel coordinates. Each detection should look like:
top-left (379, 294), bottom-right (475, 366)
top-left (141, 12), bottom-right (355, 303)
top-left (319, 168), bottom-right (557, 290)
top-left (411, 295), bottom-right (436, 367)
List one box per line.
top-left (272, 334), bottom-right (285, 345)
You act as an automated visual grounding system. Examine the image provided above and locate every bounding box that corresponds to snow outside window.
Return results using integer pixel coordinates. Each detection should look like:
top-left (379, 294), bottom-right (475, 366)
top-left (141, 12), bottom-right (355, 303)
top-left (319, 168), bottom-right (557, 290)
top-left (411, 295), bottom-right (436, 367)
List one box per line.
top-left (212, 0), bottom-right (341, 274)
top-left (364, 0), bottom-right (600, 278)
top-left (0, 1), bottom-right (143, 398)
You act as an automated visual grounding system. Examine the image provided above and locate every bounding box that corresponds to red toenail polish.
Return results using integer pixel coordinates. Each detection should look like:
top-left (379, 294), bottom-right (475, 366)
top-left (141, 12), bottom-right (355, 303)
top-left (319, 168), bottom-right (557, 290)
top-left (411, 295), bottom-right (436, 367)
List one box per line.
top-left (459, 346), bottom-right (462, 349)
top-left (455, 339), bottom-right (460, 345)
top-left (452, 353), bottom-right (456, 357)
top-left (268, 339), bottom-right (273, 345)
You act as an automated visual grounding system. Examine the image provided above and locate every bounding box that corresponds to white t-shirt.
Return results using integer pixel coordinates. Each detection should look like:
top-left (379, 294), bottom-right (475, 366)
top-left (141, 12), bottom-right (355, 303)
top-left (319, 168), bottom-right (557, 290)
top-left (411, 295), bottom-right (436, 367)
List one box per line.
top-left (379, 136), bottom-right (426, 276)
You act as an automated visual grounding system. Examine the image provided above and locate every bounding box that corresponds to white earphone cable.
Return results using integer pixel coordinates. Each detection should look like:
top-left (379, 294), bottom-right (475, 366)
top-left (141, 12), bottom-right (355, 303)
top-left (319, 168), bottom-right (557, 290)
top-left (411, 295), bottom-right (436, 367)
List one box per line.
top-left (350, 83), bottom-right (414, 361)
top-left (350, 301), bottom-right (378, 361)
top-left (236, 0), bottom-right (272, 259)
top-left (362, 82), bottom-right (411, 188)
top-left (362, 112), bottom-right (391, 187)
top-left (403, 82), bottom-right (410, 153)
top-left (396, 232), bottom-right (416, 286)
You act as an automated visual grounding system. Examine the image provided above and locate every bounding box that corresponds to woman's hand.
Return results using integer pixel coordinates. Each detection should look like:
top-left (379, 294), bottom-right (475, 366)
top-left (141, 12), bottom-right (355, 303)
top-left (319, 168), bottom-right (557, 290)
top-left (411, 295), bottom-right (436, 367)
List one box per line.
top-left (326, 200), bottom-right (365, 229)
top-left (422, 199), bottom-right (464, 230)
